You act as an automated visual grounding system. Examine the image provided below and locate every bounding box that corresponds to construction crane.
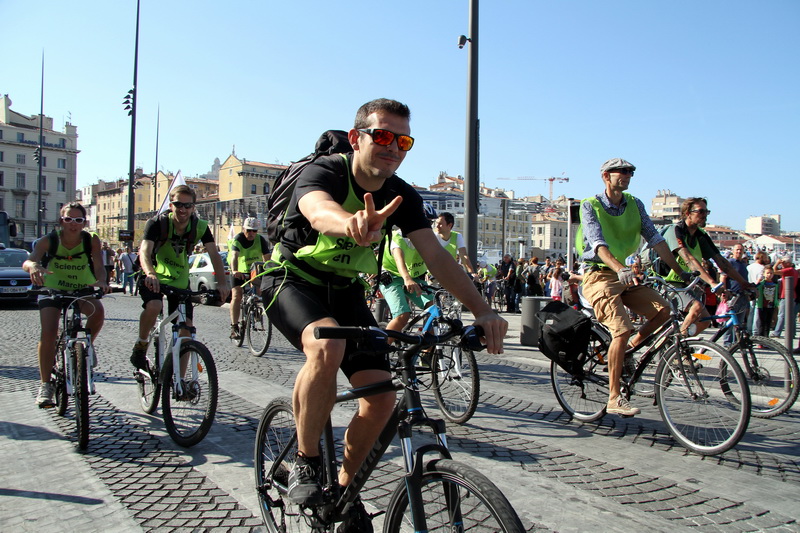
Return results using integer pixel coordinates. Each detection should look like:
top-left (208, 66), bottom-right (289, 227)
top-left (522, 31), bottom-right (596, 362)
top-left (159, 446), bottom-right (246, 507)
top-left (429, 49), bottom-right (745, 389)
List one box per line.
top-left (497, 175), bottom-right (569, 203)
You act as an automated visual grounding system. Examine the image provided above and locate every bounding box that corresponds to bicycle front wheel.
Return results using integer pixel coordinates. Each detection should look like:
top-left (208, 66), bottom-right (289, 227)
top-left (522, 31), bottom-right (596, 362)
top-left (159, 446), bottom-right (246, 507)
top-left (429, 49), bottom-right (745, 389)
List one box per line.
top-left (161, 340), bottom-right (218, 447)
top-left (656, 339), bottom-right (750, 455)
top-left (73, 343), bottom-right (90, 450)
top-left (137, 337), bottom-right (161, 414)
top-left (550, 330), bottom-right (609, 422)
top-left (247, 302), bottom-right (273, 357)
top-left (254, 397), bottom-right (302, 533)
top-left (384, 458), bottom-right (525, 533)
top-left (54, 350), bottom-right (68, 417)
top-left (431, 342), bottom-right (480, 425)
top-left (732, 336), bottom-right (799, 418)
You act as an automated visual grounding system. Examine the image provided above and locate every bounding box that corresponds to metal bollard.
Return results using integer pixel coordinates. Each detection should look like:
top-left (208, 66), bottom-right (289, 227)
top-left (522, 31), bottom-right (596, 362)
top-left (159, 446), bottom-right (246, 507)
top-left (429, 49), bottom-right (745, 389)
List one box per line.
top-left (784, 276), bottom-right (795, 353)
top-left (520, 296), bottom-right (552, 346)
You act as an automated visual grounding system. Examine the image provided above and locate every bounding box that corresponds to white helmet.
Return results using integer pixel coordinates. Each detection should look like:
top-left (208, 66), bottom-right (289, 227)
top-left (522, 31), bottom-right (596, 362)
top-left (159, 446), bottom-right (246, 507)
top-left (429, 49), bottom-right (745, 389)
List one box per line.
top-left (243, 217), bottom-right (259, 230)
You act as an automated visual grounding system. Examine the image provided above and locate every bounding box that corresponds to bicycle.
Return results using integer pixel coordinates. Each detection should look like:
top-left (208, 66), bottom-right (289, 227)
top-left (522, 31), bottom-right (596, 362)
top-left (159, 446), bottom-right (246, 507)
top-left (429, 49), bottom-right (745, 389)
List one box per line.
top-left (254, 319), bottom-right (524, 532)
top-left (231, 277), bottom-right (273, 357)
top-left (32, 287), bottom-right (104, 450)
top-left (550, 275), bottom-right (751, 455)
top-left (492, 279), bottom-right (507, 313)
top-left (133, 285), bottom-right (219, 447)
top-left (403, 285), bottom-right (479, 424)
top-left (703, 295), bottom-right (799, 418)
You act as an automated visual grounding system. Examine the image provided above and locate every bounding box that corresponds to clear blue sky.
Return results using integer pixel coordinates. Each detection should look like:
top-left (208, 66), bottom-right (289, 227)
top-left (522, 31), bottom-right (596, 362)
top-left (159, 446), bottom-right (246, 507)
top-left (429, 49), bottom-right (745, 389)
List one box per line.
top-left (3, 0), bottom-right (798, 232)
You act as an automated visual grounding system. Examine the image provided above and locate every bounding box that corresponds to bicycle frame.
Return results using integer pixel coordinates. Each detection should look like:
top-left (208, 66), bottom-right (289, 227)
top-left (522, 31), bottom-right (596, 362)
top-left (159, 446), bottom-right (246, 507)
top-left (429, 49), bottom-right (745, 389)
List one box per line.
top-left (270, 323), bottom-right (480, 531)
top-left (150, 297), bottom-right (197, 398)
top-left (58, 297), bottom-right (97, 396)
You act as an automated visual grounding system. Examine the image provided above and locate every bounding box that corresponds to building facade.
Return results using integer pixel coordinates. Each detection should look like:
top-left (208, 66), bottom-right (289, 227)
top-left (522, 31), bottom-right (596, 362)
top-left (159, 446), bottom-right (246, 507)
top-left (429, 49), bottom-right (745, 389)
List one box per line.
top-left (650, 189), bottom-right (684, 223)
top-left (0, 94), bottom-right (79, 247)
top-left (745, 215), bottom-right (780, 236)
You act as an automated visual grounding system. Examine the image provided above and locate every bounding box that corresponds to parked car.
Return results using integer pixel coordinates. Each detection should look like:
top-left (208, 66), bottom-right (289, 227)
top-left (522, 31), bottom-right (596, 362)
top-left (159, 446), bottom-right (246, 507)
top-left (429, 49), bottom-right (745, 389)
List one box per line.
top-left (187, 252), bottom-right (232, 305)
top-left (0, 247), bottom-right (35, 303)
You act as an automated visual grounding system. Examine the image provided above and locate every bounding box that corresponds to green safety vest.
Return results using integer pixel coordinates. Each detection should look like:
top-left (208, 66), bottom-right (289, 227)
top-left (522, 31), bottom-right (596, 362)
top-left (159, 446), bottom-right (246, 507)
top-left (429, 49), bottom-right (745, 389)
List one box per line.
top-left (480, 264), bottom-right (497, 280)
top-left (43, 231), bottom-right (97, 290)
top-left (576, 193), bottom-right (642, 267)
top-left (154, 213), bottom-right (208, 288)
top-left (382, 231), bottom-right (427, 279)
top-left (442, 232), bottom-right (459, 260)
top-left (664, 225), bottom-right (704, 284)
top-left (290, 155), bottom-right (384, 282)
top-left (229, 234), bottom-right (267, 273)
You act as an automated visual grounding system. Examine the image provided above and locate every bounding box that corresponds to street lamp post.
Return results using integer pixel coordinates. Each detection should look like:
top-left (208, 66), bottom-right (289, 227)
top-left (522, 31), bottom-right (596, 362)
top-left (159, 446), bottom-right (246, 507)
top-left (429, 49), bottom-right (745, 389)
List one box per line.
top-left (125, 0), bottom-right (141, 233)
top-left (36, 52), bottom-right (45, 239)
top-left (460, 0), bottom-right (479, 268)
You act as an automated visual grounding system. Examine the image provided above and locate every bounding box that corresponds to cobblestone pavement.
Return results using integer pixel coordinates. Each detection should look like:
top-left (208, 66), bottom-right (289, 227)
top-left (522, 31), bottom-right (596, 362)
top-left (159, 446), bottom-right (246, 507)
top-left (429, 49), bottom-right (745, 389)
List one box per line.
top-left (1, 295), bottom-right (798, 532)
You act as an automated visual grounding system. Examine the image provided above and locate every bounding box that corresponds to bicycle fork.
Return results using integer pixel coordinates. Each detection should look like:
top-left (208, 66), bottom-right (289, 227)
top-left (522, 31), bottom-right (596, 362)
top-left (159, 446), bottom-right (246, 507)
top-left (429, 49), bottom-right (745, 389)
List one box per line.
top-left (169, 325), bottom-right (196, 398)
top-left (64, 337), bottom-right (96, 395)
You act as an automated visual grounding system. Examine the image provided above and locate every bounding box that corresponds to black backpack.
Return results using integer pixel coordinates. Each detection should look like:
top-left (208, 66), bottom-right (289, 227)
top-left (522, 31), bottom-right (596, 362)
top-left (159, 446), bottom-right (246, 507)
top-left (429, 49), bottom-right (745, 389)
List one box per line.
top-left (41, 230), bottom-right (95, 275)
top-left (266, 130), bottom-right (352, 246)
top-left (536, 300), bottom-right (593, 374)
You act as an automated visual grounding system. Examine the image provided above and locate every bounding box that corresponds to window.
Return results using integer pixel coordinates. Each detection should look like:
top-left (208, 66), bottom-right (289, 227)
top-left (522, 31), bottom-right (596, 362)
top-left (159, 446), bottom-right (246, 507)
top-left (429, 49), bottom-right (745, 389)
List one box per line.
top-left (0, 151), bottom-right (3, 162)
top-left (58, 158), bottom-right (66, 169)
top-left (228, 183), bottom-right (232, 193)
top-left (39, 176), bottom-right (47, 190)
top-left (57, 202), bottom-right (64, 215)
top-left (59, 138), bottom-right (66, 148)
top-left (17, 153), bottom-right (25, 165)
top-left (57, 177), bottom-right (66, 192)
top-left (17, 132), bottom-right (25, 142)
top-left (251, 184), bottom-right (257, 195)
top-left (0, 171), bottom-right (3, 186)
top-left (16, 173), bottom-right (25, 188)
top-left (42, 157), bottom-right (47, 167)
top-left (15, 198), bottom-right (25, 218)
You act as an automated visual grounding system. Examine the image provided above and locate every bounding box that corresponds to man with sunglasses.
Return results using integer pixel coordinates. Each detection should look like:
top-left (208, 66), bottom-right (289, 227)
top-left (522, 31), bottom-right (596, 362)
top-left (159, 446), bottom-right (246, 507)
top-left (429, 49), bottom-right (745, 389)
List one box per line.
top-left (130, 185), bottom-right (230, 370)
top-left (578, 158), bottom-right (688, 417)
top-left (662, 198), bottom-right (752, 340)
top-left (228, 217), bottom-right (270, 339)
top-left (260, 98), bottom-right (506, 530)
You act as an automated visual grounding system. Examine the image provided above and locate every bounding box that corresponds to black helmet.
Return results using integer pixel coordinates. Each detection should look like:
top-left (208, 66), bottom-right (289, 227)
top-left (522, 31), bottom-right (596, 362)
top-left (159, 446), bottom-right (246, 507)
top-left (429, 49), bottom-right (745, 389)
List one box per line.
top-left (422, 202), bottom-right (438, 220)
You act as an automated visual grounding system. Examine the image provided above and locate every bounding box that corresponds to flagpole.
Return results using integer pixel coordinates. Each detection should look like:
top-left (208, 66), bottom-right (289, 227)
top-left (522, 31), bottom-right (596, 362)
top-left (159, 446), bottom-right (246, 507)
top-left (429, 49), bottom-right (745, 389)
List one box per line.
top-left (153, 105), bottom-right (159, 212)
top-left (36, 51), bottom-right (45, 238)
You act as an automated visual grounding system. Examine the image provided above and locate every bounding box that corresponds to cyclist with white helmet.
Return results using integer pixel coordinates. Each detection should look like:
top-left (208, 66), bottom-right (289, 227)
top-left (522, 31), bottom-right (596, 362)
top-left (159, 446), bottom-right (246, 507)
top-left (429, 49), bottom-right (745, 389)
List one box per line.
top-left (229, 217), bottom-right (271, 339)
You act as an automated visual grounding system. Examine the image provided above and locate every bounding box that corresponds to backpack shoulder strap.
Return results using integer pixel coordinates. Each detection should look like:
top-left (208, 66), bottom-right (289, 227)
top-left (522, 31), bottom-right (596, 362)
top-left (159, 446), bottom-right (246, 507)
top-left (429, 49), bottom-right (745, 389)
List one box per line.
top-left (80, 231), bottom-right (95, 274)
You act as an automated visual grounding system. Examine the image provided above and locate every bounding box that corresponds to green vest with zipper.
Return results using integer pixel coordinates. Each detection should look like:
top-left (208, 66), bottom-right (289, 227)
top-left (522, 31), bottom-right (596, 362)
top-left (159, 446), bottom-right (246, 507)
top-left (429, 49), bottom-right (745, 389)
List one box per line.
top-left (154, 214), bottom-right (208, 288)
top-left (576, 193), bottom-right (642, 267)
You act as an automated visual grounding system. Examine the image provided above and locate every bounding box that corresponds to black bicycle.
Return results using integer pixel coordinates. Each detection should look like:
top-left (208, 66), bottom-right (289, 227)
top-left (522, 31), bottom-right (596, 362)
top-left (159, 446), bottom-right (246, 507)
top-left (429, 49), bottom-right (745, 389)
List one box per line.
top-left (551, 275), bottom-right (751, 456)
top-left (403, 285), bottom-right (479, 424)
top-left (134, 286), bottom-right (219, 447)
top-left (32, 287), bottom-right (104, 450)
top-left (231, 277), bottom-right (273, 357)
top-left (254, 319), bottom-right (524, 532)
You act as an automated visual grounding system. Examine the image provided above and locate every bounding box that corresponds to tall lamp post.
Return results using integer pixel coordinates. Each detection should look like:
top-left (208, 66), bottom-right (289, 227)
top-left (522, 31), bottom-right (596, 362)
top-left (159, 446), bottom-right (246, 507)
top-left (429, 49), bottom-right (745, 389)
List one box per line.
top-left (124, 0), bottom-right (141, 233)
top-left (459, 0), bottom-right (480, 267)
top-left (35, 52), bottom-right (45, 238)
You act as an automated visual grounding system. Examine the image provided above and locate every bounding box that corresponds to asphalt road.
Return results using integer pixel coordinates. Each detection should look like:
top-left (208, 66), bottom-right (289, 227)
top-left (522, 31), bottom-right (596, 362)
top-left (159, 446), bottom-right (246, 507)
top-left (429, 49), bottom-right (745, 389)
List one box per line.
top-left (1, 294), bottom-right (799, 532)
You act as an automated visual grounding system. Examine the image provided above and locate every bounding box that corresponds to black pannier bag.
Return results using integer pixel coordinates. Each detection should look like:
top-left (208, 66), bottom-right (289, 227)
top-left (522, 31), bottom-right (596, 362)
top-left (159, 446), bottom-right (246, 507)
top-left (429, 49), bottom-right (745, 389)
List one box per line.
top-left (536, 300), bottom-right (593, 374)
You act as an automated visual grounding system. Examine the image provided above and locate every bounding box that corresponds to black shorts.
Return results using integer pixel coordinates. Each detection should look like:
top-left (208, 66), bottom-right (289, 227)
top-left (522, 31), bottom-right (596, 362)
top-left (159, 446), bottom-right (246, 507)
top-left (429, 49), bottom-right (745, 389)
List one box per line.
top-left (260, 268), bottom-right (388, 379)
top-left (137, 279), bottom-right (194, 321)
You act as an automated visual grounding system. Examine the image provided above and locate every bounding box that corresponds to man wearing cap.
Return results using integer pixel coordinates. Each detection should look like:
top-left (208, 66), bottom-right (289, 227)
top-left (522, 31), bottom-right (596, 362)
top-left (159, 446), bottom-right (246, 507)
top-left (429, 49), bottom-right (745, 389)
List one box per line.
top-left (229, 218), bottom-right (271, 339)
top-left (577, 158), bottom-right (688, 416)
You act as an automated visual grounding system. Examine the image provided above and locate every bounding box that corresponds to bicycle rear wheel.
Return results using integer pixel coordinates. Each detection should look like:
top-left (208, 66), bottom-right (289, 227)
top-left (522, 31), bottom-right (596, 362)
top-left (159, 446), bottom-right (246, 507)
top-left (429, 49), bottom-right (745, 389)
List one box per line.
top-left (254, 397), bottom-right (303, 533)
top-left (73, 344), bottom-right (90, 450)
top-left (732, 336), bottom-right (799, 418)
top-left (384, 458), bottom-right (525, 533)
top-left (247, 301), bottom-right (273, 357)
top-left (137, 338), bottom-right (161, 414)
top-left (550, 331), bottom-right (608, 422)
top-left (431, 342), bottom-right (480, 425)
top-left (161, 340), bottom-right (218, 447)
top-left (656, 339), bottom-right (750, 455)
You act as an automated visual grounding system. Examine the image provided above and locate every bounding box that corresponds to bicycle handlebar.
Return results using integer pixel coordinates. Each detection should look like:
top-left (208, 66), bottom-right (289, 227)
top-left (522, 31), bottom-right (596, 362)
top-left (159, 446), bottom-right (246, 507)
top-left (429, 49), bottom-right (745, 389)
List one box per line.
top-left (28, 286), bottom-right (105, 300)
top-left (315, 318), bottom-right (485, 352)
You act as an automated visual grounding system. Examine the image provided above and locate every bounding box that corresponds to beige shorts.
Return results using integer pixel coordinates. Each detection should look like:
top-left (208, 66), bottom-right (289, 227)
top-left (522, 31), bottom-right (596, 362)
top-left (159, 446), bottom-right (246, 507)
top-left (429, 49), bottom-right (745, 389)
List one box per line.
top-left (581, 269), bottom-right (669, 337)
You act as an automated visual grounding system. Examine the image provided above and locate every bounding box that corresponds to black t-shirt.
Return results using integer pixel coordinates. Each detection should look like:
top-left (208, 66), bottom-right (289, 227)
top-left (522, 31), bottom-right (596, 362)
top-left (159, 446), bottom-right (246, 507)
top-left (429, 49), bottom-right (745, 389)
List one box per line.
top-left (666, 220), bottom-right (720, 260)
top-left (281, 153), bottom-right (429, 253)
top-left (143, 214), bottom-right (214, 259)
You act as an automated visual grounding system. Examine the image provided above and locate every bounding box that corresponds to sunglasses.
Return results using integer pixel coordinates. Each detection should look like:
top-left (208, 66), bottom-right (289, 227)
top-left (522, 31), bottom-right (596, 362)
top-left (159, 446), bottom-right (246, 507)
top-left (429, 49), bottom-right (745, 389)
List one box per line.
top-left (245, 229), bottom-right (258, 233)
top-left (171, 201), bottom-right (195, 209)
top-left (358, 128), bottom-right (414, 151)
top-left (609, 168), bottom-right (634, 176)
top-left (61, 216), bottom-right (86, 224)
top-left (690, 208), bottom-right (711, 215)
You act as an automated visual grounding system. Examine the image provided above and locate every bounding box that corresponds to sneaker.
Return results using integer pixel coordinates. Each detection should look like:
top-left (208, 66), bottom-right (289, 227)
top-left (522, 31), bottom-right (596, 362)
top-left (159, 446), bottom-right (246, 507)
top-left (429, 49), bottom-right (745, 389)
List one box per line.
top-left (230, 324), bottom-right (241, 340)
top-left (36, 382), bottom-right (56, 408)
top-left (337, 496), bottom-right (373, 533)
top-left (287, 454), bottom-right (323, 505)
top-left (606, 396), bottom-right (640, 416)
top-left (130, 342), bottom-right (149, 370)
